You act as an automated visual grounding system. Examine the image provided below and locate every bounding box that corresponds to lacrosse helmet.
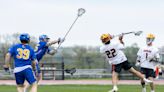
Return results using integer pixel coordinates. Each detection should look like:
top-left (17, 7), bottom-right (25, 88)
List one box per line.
top-left (19, 33), bottom-right (30, 43)
top-left (146, 33), bottom-right (155, 45)
top-left (100, 33), bottom-right (112, 44)
top-left (39, 34), bottom-right (50, 42)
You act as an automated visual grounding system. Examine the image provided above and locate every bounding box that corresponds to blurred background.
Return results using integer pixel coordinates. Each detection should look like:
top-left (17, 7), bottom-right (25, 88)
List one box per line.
top-left (0, 33), bottom-right (164, 80)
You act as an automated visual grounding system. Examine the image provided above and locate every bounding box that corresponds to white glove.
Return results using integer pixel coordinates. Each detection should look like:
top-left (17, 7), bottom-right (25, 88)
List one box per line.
top-left (58, 37), bottom-right (65, 44)
top-left (147, 55), bottom-right (156, 62)
top-left (48, 49), bottom-right (57, 55)
top-left (135, 62), bottom-right (140, 67)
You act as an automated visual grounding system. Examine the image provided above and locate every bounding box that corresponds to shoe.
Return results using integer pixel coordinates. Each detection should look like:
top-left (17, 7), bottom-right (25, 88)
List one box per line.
top-left (143, 78), bottom-right (152, 83)
top-left (108, 88), bottom-right (118, 92)
top-left (142, 87), bottom-right (146, 92)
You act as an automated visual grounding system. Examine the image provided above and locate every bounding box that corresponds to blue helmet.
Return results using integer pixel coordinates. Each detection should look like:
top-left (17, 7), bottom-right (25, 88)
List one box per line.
top-left (19, 33), bottom-right (30, 43)
top-left (39, 34), bottom-right (50, 41)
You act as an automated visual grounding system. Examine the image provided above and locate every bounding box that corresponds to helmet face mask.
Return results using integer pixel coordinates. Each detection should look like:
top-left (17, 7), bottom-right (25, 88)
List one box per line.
top-left (146, 38), bottom-right (154, 45)
top-left (146, 33), bottom-right (155, 45)
top-left (39, 35), bottom-right (50, 42)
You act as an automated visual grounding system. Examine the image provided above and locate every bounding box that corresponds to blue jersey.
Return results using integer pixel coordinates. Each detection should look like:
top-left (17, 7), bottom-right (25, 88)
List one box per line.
top-left (35, 42), bottom-right (50, 62)
top-left (8, 44), bottom-right (36, 68)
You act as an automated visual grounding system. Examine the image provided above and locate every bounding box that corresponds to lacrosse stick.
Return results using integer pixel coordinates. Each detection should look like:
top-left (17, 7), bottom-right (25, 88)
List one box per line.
top-left (112, 31), bottom-right (143, 38)
top-left (65, 68), bottom-right (76, 75)
top-left (56, 8), bottom-right (86, 50)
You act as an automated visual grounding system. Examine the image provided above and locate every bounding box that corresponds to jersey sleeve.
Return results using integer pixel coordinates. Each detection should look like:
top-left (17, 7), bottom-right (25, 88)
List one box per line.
top-left (115, 42), bottom-right (125, 50)
top-left (8, 45), bottom-right (15, 56)
top-left (100, 46), bottom-right (104, 53)
top-left (35, 42), bottom-right (48, 52)
top-left (40, 42), bottom-right (48, 48)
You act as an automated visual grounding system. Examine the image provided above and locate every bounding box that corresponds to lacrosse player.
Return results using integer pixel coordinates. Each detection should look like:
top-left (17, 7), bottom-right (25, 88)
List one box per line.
top-left (24, 34), bottom-right (64, 92)
top-left (34, 34), bottom-right (64, 81)
top-left (136, 33), bottom-right (160, 92)
top-left (4, 33), bottom-right (38, 92)
top-left (100, 33), bottom-right (153, 92)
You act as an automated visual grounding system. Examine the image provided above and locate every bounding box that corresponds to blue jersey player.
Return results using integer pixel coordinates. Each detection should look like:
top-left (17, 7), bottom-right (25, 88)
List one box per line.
top-left (34, 35), bottom-right (64, 81)
top-left (24, 35), bottom-right (64, 92)
top-left (4, 33), bottom-right (38, 92)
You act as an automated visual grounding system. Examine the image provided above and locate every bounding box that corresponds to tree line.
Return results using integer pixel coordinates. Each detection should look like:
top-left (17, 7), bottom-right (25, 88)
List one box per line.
top-left (0, 33), bottom-right (163, 69)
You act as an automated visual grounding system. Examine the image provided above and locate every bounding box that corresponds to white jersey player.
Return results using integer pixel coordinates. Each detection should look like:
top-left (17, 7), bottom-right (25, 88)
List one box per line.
top-left (136, 33), bottom-right (160, 92)
top-left (100, 33), bottom-right (152, 92)
top-left (100, 39), bottom-right (127, 65)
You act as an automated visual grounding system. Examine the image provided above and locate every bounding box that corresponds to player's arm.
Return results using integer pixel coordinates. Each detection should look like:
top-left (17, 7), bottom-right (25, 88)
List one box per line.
top-left (46, 38), bottom-right (65, 47)
top-left (3, 53), bottom-right (12, 72)
top-left (47, 49), bottom-right (57, 55)
top-left (149, 49), bottom-right (160, 62)
top-left (116, 35), bottom-right (125, 50)
top-left (32, 59), bottom-right (38, 71)
top-left (135, 49), bottom-right (142, 67)
top-left (135, 55), bottom-right (141, 67)
top-left (4, 46), bottom-right (14, 70)
top-left (46, 40), bottom-right (58, 47)
top-left (30, 48), bottom-right (38, 71)
top-left (150, 54), bottom-right (160, 62)
top-left (118, 34), bottom-right (124, 45)
top-left (4, 53), bottom-right (11, 68)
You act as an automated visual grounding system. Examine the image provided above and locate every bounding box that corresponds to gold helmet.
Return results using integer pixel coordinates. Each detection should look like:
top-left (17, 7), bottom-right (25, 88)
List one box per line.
top-left (146, 33), bottom-right (155, 45)
top-left (100, 33), bottom-right (112, 44)
top-left (147, 33), bottom-right (155, 39)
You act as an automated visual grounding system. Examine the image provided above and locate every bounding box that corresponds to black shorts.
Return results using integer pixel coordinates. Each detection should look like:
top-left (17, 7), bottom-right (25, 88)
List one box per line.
top-left (112, 60), bottom-right (132, 73)
top-left (140, 68), bottom-right (155, 78)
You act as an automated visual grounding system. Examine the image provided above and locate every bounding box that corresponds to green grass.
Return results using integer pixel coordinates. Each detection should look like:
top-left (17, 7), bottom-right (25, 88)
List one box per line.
top-left (0, 85), bottom-right (163, 92)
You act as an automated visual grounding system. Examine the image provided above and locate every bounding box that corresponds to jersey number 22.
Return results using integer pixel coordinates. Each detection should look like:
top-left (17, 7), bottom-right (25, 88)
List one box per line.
top-left (105, 49), bottom-right (117, 58)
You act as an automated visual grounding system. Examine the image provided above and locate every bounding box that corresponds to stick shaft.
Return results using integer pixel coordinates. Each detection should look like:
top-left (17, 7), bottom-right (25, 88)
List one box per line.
top-left (114, 31), bottom-right (134, 37)
top-left (57, 16), bottom-right (79, 50)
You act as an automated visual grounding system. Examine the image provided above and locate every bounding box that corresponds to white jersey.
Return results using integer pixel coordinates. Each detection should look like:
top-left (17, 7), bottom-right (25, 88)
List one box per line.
top-left (137, 45), bottom-right (160, 70)
top-left (100, 41), bottom-right (127, 65)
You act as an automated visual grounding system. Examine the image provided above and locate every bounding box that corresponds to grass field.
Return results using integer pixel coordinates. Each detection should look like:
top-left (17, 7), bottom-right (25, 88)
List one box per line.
top-left (0, 85), bottom-right (164, 92)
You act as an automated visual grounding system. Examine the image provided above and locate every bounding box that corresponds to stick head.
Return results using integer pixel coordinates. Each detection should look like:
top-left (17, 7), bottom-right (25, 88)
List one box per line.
top-left (78, 8), bottom-right (86, 17)
top-left (134, 31), bottom-right (143, 36)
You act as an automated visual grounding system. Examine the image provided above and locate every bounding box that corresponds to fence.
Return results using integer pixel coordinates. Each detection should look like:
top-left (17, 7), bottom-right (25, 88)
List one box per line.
top-left (0, 56), bottom-right (164, 80)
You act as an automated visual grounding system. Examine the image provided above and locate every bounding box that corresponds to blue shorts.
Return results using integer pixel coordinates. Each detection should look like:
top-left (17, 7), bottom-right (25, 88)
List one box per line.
top-left (15, 68), bottom-right (36, 85)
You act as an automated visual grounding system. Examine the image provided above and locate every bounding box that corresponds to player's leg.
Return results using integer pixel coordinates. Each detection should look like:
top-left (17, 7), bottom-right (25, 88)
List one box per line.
top-left (122, 61), bottom-right (152, 83)
top-left (25, 68), bottom-right (37, 92)
top-left (36, 63), bottom-right (42, 82)
top-left (24, 63), bottom-right (41, 92)
top-left (140, 68), bottom-right (146, 92)
top-left (23, 81), bottom-right (30, 92)
top-left (148, 69), bottom-right (156, 92)
top-left (30, 82), bottom-right (38, 92)
top-left (108, 64), bottom-right (121, 92)
top-left (148, 77), bottom-right (155, 92)
top-left (129, 67), bottom-right (152, 83)
top-left (111, 71), bottom-right (118, 92)
top-left (17, 85), bottom-right (24, 92)
top-left (15, 71), bottom-right (26, 92)
top-left (141, 79), bottom-right (146, 92)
